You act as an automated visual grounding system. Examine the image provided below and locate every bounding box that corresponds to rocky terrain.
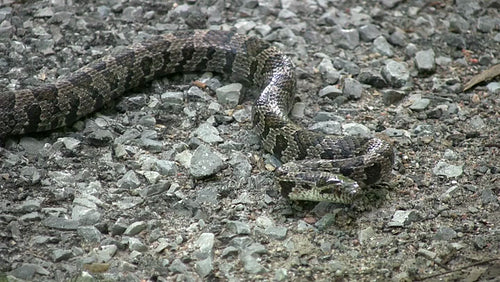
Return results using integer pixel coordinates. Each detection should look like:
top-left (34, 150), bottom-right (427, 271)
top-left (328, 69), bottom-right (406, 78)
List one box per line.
top-left (0, 0), bottom-right (499, 281)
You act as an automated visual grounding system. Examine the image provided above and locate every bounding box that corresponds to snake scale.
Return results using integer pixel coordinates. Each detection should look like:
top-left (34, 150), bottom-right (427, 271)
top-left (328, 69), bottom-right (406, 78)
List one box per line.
top-left (0, 30), bottom-right (394, 203)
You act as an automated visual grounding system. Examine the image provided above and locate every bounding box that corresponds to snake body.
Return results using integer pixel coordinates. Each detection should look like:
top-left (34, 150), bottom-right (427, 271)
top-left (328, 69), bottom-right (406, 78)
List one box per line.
top-left (0, 30), bottom-right (394, 202)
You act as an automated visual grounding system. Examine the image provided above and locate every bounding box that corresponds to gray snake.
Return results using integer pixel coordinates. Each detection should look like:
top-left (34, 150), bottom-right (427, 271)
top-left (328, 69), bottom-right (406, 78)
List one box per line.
top-left (0, 30), bottom-right (394, 203)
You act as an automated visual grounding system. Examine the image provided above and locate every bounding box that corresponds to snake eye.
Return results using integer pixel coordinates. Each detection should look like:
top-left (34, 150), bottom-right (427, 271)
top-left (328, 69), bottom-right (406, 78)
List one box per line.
top-left (325, 177), bottom-right (341, 185)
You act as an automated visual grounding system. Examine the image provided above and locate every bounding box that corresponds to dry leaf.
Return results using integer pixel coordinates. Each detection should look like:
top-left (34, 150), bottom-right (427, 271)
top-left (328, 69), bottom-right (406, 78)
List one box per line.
top-left (463, 64), bottom-right (500, 92)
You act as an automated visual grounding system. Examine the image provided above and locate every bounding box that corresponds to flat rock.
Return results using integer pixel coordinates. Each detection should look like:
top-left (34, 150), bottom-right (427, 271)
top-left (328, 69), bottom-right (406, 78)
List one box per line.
top-left (189, 145), bottom-right (224, 179)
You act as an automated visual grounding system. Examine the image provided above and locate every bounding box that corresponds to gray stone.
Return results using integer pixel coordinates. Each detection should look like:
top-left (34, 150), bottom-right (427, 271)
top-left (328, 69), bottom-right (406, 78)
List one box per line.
top-left (19, 212), bottom-right (41, 222)
top-left (387, 210), bottom-right (420, 227)
top-left (42, 216), bottom-right (79, 230)
top-left (342, 78), bottom-right (363, 99)
top-left (439, 185), bottom-right (461, 202)
top-left (232, 107), bottom-right (251, 122)
top-left (495, 33), bottom-right (500, 42)
top-left (143, 171), bottom-right (161, 184)
top-left (241, 254), bottom-right (267, 274)
top-left (372, 36), bottom-right (394, 57)
top-left (318, 58), bottom-right (340, 84)
top-left (77, 226), bottom-right (102, 242)
top-left (381, 0), bottom-right (402, 8)
top-left (477, 16), bottom-right (496, 33)
top-left (195, 257), bottom-right (213, 277)
top-left (264, 226), bottom-right (287, 240)
top-left (0, 20), bottom-right (13, 38)
top-left (117, 170), bottom-right (141, 189)
top-left (95, 244), bottom-right (117, 263)
top-left (48, 171), bottom-right (76, 186)
top-left (189, 145), bottom-right (224, 179)
top-left (221, 246), bottom-right (239, 258)
top-left (432, 161), bottom-right (463, 178)
top-left (72, 206), bottom-right (101, 226)
top-left (175, 150), bottom-right (192, 169)
top-left (60, 137), bottom-right (81, 150)
top-left (384, 128), bottom-right (411, 140)
top-left (436, 56), bottom-right (452, 66)
top-left (278, 9), bottom-right (296, 19)
top-left (141, 156), bottom-right (177, 176)
top-left (161, 91), bottom-right (184, 104)
top-left (434, 226), bottom-right (457, 241)
top-left (216, 83), bottom-right (242, 108)
top-left (255, 216), bottom-right (274, 229)
top-left (487, 82), bottom-right (500, 93)
top-left (359, 24), bottom-right (382, 42)
top-left (473, 236), bottom-right (488, 249)
top-left (251, 23), bottom-right (270, 36)
top-left (417, 249), bottom-right (437, 259)
top-left (448, 13), bottom-right (469, 33)
top-left (315, 213), bottom-right (337, 230)
top-left (124, 221), bottom-right (147, 236)
top-left (320, 241), bottom-right (332, 253)
top-left (230, 236), bottom-right (253, 249)
top-left (389, 28), bottom-right (407, 46)
top-left (139, 115), bottom-right (156, 127)
top-left (115, 128), bottom-right (141, 144)
top-left (443, 149), bottom-right (459, 161)
top-left (111, 218), bottom-right (128, 236)
top-left (412, 124), bottom-right (434, 136)
top-left (122, 6), bottom-right (143, 22)
top-left (227, 221), bottom-right (251, 235)
top-left (409, 98), bottom-right (431, 111)
top-left (444, 33), bottom-right (466, 49)
top-left (469, 115), bottom-right (486, 130)
top-left (34, 7), bottom-right (54, 17)
top-left (313, 112), bottom-right (345, 123)
top-left (382, 89), bottom-right (406, 106)
top-left (229, 153), bottom-right (252, 179)
top-left (382, 60), bottom-right (410, 88)
top-left (128, 237), bottom-right (147, 252)
top-left (309, 121), bottom-right (342, 135)
top-left (192, 123), bottom-right (224, 143)
top-left (8, 263), bottom-right (48, 280)
top-left (8, 220), bottom-right (20, 239)
top-left (234, 20), bottom-right (256, 34)
top-left (342, 123), bottom-right (371, 138)
top-left (51, 249), bottom-right (73, 262)
top-left (318, 85), bottom-right (342, 99)
top-left (244, 243), bottom-right (268, 256)
top-left (405, 43), bottom-right (418, 57)
top-left (17, 199), bottom-right (41, 213)
top-left (274, 268), bottom-right (288, 281)
top-left (357, 69), bottom-right (387, 89)
top-left (478, 55), bottom-right (492, 66)
top-left (481, 189), bottom-right (498, 205)
top-left (415, 49), bottom-right (436, 73)
top-left (19, 137), bottom-right (45, 156)
top-left (97, 5), bottom-right (111, 18)
top-left (291, 102), bottom-right (306, 118)
top-left (87, 128), bottom-right (114, 146)
top-left (196, 187), bottom-right (218, 204)
top-left (358, 226), bottom-right (376, 245)
top-left (138, 137), bottom-right (164, 152)
top-left (169, 258), bottom-right (188, 273)
top-left (333, 58), bottom-right (359, 75)
top-left (196, 233), bottom-right (215, 258)
top-left (331, 27), bottom-right (359, 50)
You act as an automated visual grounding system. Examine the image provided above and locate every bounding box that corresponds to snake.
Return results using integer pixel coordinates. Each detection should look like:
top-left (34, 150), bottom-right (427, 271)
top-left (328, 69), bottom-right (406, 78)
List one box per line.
top-left (0, 30), bottom-right (394, 203)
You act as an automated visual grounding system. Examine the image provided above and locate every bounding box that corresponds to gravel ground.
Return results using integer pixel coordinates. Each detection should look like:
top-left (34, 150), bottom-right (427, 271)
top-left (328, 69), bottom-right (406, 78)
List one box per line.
top-left (0, 0), bottom-right (499, 281)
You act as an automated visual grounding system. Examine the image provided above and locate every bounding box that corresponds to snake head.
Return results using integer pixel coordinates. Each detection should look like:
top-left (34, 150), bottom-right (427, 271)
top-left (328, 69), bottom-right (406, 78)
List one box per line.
top-left (276, 166), bottom-right (360, 203)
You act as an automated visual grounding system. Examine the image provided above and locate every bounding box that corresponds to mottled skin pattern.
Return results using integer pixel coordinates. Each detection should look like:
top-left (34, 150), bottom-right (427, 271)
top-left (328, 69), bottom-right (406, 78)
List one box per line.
top-left (0, 30), bottom-right (394, 203)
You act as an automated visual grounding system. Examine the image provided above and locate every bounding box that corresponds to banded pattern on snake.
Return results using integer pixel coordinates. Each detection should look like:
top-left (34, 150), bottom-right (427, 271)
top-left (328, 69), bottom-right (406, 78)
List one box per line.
top-left (0, 30), bottom-right (394, 203)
